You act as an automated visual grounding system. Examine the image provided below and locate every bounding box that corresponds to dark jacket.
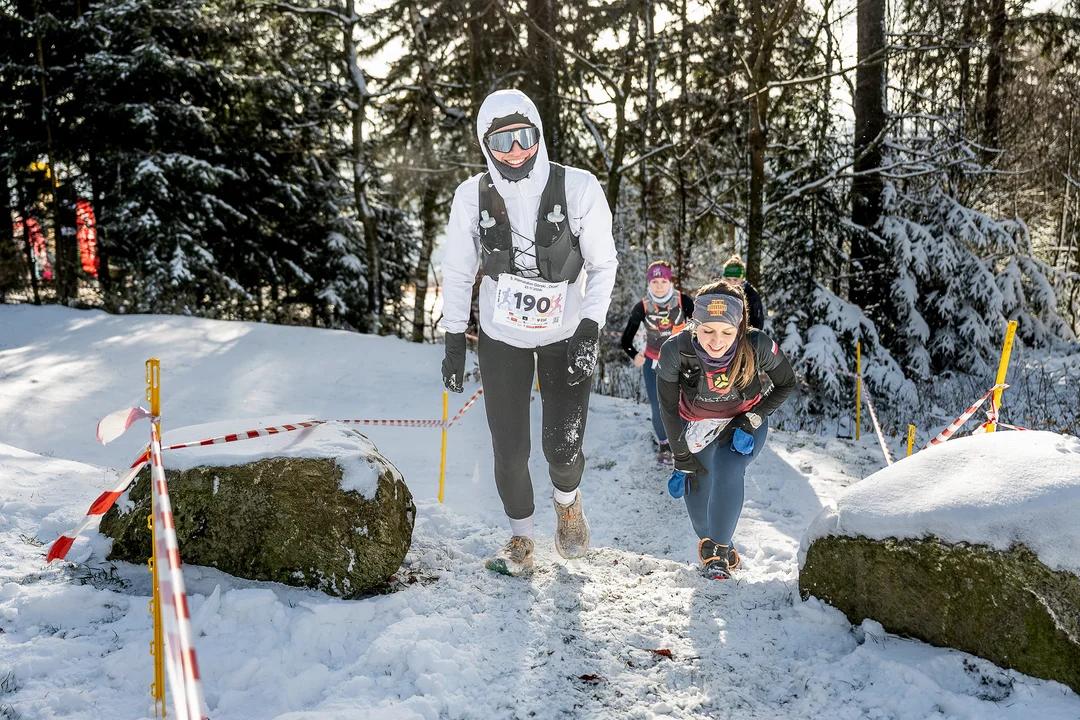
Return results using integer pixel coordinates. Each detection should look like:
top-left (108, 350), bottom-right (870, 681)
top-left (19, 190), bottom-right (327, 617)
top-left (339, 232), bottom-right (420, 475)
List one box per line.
top-left (656, 329), bottom-right (795, 456)
top-left (621, 292), bottom-right (695, 360)
top-left (743, 281), bottom-right (766, 330)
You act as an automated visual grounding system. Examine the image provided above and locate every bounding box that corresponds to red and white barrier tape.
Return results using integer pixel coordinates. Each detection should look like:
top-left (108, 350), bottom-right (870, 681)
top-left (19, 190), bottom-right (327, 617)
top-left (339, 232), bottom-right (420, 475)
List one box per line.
top-left (448, 387), bottom-right (484, 427)
top-left (47, 391), bottom-right (490, 563)
top-left (149, 422), bottom-right (208, 720)
top-left (923, 384), bottom-right (1007, 450)
top-left (46, 448), bottom-right (150, 562)
top-left (861, 387), bottom-right (894, 466)
top-left (979, 392), bottom-right (1031, 433)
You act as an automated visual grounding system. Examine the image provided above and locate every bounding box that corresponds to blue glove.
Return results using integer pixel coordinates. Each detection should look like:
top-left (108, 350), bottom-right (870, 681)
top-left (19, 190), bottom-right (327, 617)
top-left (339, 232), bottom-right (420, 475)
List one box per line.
top-left (667, 470), bottom-right (689, 498)
top-left (731, 428), bottom-right (755, 455)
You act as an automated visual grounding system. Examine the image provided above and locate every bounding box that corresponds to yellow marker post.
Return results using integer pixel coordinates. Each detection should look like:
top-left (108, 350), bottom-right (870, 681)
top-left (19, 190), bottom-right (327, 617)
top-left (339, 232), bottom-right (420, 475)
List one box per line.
top-left (145, 358), bottom-right (165, 716)
top-left (907, 425), bottom-right (916, 457)
top-left (438, 391), bottom-right (448, 504)
top-left (986, 320), bottom-right (1018, 433)
top-left (855, 342), bottom-right (862, 441)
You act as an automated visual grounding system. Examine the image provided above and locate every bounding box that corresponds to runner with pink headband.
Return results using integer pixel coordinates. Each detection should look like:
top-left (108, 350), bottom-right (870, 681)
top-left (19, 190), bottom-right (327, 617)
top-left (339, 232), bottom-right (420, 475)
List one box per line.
top-left (619, 260), bottom-right (694, 464)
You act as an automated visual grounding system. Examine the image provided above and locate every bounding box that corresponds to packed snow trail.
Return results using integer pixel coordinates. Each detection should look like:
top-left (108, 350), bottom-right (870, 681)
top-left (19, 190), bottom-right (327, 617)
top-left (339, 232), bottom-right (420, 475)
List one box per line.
top-left (1, 306), bottom-right (1078, 719)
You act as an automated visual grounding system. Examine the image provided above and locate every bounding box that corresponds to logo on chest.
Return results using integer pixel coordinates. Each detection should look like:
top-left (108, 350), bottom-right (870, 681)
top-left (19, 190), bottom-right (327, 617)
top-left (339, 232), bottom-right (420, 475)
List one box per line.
top-left (705, 367), bottom-right (732, 393)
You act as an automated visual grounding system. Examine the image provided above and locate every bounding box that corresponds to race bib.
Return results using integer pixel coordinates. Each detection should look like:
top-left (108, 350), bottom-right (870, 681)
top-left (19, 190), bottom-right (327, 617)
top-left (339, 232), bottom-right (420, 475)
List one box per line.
top-left (493, 274), bottom-right (568, 331)
top-left (685, 417), bottom-right (732, 454)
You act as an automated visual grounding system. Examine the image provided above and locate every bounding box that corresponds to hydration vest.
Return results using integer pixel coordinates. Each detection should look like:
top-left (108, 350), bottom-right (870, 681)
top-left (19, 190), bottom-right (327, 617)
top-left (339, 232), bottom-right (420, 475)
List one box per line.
top-left (642, 294), bottom-right (687, 360)
top-left (477, 163), bottom-right (585, 284)
top-left (675, 331), bottom-right (761, 421)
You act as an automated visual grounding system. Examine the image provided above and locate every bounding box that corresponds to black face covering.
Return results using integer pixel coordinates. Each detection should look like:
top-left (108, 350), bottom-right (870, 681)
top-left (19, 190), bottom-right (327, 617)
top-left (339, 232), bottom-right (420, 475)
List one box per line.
top-left (485, 113), bottom-right (540, 182)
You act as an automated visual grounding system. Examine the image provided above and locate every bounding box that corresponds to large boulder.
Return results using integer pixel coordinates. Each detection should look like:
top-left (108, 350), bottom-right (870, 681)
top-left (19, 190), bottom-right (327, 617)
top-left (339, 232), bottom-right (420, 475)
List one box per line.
top-left (801, 536), bottom-right (1080, 693)
top-left (799, 431), bottom-right (1080, 693)
top-left (99, 420), bottom-right (415, 598)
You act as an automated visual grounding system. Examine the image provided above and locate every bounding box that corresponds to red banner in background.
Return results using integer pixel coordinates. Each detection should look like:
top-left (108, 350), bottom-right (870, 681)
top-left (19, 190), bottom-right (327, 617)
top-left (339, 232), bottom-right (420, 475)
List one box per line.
top-left (76, 199), bottom-right (98, 277)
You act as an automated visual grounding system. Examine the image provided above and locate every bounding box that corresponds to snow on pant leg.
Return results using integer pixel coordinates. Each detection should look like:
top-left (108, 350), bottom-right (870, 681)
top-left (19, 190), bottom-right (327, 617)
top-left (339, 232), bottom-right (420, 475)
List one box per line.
top-left (478, 328), bottom-right (537, 520)
top-left (535, 337), bottom-right (592, 493)
top-left (642, 360), bottom-right (667, 443)
top-left (683, 419), bottom-right (769, 545)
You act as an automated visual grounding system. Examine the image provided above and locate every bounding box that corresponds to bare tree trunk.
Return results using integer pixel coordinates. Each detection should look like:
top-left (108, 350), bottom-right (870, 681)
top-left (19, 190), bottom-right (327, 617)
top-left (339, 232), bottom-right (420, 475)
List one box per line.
top-left (850, 0), bottom-right (886, 310)
top-left (1053, 109), bottom-right (1074, 269)
top-left (605, 14), bottom-right (638, 213)
top-left (343, 0), bottom-right (381, 332)
top-left (527, 0), bottom-right (561, 162)
top-left (33, 0), bottom-right (76, 304)
top-left (744, 0), bottom-right (797, 287)
top-left (982, 0), bottom-right (1007, 166)
top-left (639, 0), bottom-right (658, 258)
top-left (410, 4), bottom-right (438, 343)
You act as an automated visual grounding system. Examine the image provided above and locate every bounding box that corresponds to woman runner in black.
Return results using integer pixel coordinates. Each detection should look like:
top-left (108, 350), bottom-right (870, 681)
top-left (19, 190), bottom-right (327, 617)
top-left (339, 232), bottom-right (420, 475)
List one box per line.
top-left (619, 260), bottom-right (693, 463)
top-left (656, 279), bottom-right (796, 579)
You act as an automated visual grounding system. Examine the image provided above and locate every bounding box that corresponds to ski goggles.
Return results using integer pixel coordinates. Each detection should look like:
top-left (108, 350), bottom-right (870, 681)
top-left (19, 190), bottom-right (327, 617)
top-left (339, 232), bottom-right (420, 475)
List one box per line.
top-left (485, 126), bottom-right (540, 153)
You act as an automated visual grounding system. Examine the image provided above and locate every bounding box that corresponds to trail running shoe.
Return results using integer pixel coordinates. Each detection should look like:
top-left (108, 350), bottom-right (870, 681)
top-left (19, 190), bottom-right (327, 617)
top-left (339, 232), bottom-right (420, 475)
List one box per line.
top-left (702, 558), bottom-right (731, 580)
top-left (485, 536), bottom-right (535, 577)
top-left (699, 538), bottom-right (732, 580)
top-left (553, 489), bottom-right (591, 559)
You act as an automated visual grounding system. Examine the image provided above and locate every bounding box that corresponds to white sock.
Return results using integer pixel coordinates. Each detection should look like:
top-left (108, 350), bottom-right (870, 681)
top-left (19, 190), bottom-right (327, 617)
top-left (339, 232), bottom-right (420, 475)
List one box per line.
top-left (509, 515), bottom-right (535, 538)
top-left (553, 487), bottom-right (578, 505)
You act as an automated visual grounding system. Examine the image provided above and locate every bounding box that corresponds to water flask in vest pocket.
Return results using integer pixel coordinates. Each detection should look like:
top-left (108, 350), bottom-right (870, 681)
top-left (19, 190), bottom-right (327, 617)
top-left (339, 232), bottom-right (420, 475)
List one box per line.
top-left (536, 224), bottom-right (584, 282)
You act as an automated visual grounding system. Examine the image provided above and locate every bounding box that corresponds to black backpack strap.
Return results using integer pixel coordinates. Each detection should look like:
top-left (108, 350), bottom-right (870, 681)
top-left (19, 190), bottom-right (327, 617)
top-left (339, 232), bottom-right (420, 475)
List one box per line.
top-left (477, 172), bottom-right (514, 278)
top-left (536, 163), bottom-right (573, 249)
top-left (478, 172), bottom-right (509, 240)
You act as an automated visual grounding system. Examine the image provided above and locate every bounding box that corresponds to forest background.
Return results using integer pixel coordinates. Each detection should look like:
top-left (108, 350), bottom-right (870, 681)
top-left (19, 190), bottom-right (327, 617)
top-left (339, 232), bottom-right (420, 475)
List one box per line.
top-left (2, 0), bottom-right (1079, 436)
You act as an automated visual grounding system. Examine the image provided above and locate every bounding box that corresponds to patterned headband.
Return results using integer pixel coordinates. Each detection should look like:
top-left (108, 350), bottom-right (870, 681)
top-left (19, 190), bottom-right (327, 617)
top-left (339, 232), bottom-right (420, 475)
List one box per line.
top-left (692, 293), bottom-right (744, 326)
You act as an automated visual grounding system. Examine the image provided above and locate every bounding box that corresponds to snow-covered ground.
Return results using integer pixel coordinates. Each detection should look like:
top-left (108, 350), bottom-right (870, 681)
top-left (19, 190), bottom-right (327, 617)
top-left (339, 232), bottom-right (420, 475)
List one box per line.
top-left (1, 305), bottom-right (1078, 719)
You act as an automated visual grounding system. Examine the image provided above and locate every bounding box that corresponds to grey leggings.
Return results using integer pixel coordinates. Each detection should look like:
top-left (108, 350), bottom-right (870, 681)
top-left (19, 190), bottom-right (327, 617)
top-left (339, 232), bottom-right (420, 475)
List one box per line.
top-left (479, 328), bottom-right (592, 520)
top-left (683, 419), bottom-right (769, 547)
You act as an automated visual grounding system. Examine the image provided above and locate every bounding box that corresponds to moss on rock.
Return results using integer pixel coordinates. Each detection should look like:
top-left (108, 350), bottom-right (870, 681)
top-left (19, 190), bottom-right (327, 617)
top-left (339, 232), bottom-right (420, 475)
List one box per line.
top-left (99, 436), bottom-right (415, 598)
top-left (800, 535), bottom-right (1080, 693)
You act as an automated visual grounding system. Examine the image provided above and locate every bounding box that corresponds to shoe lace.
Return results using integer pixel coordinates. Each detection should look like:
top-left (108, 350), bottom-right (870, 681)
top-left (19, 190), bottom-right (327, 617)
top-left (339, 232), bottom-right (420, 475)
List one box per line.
top-left (506, 537), bottom-right (530, 561)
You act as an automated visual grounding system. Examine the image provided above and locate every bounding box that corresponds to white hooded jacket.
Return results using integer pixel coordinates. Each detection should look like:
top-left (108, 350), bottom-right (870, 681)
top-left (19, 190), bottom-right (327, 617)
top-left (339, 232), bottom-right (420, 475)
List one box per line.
top-left (439, 90), bottom-right (619, 349)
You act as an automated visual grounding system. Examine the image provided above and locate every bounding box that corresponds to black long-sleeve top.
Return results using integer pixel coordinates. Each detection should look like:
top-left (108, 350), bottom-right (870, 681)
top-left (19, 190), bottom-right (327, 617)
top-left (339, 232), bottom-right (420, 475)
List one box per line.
top-left (620, 293), bottom-right (695, 359)
top-left (656, 330), bottom-right (796, 457)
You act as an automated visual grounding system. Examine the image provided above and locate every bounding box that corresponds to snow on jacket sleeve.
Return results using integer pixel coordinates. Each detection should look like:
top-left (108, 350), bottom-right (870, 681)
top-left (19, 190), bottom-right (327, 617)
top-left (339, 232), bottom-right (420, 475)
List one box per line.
top-left (620, 301), bottom-right (645, 359)
top-left (572, 172), bottom-right (618, 329)
top-left (439, 177), bottom-right (482, 334)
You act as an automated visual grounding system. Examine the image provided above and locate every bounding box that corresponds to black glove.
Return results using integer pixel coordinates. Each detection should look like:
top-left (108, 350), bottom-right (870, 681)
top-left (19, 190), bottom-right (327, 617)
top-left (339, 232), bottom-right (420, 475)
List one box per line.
top-left (567, 319), bottom-right (600, 386)
top-left (441, 332), bottom-right (466, 393)
top-left (673, 451), bottom-right (707, 477)
top-left (730, 410), bottom-right (764, 433)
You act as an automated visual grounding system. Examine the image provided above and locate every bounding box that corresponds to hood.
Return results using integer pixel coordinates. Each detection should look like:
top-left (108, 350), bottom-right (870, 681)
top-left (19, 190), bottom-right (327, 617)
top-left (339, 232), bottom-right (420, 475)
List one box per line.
top-left (476, 89), bottom-right (550, 197)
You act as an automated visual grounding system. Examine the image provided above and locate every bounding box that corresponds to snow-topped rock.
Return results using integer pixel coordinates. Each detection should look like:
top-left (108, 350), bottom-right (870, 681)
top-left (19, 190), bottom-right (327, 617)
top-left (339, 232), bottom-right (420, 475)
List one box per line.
top-left (799, 430), bottom-right (1080, 694)
top-left (799, 431), bottom-right (1080, 574)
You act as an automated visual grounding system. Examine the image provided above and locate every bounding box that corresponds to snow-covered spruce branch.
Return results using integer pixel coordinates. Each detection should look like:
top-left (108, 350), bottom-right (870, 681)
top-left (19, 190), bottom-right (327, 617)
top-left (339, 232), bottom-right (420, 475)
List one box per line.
top-left (763, 121), bottom-right (897, 214)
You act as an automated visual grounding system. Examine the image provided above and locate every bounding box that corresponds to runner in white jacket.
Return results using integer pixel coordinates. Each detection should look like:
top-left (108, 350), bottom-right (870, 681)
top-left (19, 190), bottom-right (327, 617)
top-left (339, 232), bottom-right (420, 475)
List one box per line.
top-left (440, 89), bottom-right (618, 576)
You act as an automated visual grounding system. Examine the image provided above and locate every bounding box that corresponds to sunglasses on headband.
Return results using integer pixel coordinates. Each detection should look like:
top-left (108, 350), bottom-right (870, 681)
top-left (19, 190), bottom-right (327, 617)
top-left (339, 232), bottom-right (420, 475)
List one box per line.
top-left (485, 126), bottom-right (540, 153)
